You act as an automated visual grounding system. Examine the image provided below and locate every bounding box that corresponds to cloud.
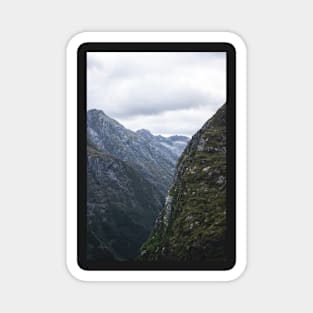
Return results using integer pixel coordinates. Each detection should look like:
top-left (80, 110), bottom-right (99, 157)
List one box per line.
top-left (118, 105), bottom-right (218, 137)
top-left (87, 52), bottom-right (226, 136)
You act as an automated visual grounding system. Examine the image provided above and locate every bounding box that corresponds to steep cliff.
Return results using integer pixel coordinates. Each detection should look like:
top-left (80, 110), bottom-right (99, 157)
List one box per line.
top-left (140, 104), bottom-right (227, 262)
top-left (87, 144), bottom-right (164, 261)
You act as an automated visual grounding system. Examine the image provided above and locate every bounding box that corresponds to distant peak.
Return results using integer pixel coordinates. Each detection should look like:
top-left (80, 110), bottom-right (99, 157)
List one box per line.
top-left (168, 135), bottom-right (190, 141)
top-left (87, 109), bottom-right (108, 117)
top-left (87, 109), bottom-right (129, 133)
top-left (136, 128), bottom-right (152, 134)
top-left (136, 129), bottom-right (154, 139)
top-left (87, 109), bottom-right (117, 124)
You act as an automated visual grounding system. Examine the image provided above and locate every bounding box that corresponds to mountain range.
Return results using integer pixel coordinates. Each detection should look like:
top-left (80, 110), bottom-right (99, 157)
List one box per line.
top-left (86, 110), bottom-right (189, 261)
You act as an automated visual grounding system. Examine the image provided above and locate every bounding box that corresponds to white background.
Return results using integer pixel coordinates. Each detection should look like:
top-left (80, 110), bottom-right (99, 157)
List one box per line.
top-left (0, 0), bottom-right (312, 312)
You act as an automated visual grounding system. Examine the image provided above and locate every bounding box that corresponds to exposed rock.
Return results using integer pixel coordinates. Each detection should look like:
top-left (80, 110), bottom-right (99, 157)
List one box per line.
top-left (86, 110), bottom-right (189, 261)
top-left (87, 110), bottom-right (189, 196)
top-left (140, 104), bottom-right (227, 262)
top-left (202, 166), bottom-right (211, 172)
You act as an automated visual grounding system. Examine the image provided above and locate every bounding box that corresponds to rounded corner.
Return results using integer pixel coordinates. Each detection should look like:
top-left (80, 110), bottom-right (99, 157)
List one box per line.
top-left (222, 32), bottom-right (247, 54)
top-left (66, 32), bottom-right (90, 54)
top-left (224, 256), bottom-right (237, 271)
top-left (224, 257), bottom-right (247, 282)
top-left (77, 256), bottom-right (90, 271)
top-left (66, 258), bottom-right (90, 282)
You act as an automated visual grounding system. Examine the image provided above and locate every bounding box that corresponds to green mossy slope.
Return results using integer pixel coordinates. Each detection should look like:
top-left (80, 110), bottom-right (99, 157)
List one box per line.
top-left (140, 104), bottom-right (227, 262)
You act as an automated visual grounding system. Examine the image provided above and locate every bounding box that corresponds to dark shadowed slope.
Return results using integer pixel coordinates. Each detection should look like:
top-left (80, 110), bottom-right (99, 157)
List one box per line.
top-left (87, 144), bottom-right (165, 260)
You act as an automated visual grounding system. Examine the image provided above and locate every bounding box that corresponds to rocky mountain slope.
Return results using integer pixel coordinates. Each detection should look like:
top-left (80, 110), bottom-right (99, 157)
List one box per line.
top-left (136, 129), bottom-right (189, 158)
top-left (140, 104), bottom-right (226, 262)
top-left (86, 110), bottom-right (189, 261)
top-left (87, 144), bottom-right (164, 261)
top-left (87, 110), bottom-right (189, 195)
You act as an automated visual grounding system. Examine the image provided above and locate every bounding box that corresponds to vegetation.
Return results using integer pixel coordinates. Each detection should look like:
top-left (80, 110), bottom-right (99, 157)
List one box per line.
top-left (140, 104), bottom-right (227, 262)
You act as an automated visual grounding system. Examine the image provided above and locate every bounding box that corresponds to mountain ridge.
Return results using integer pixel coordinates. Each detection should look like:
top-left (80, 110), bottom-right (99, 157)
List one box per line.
top-left (86, 109), bottom-right (189, 261)
top-left (87, 109), bottom-right (189, 195)
top-left (140, 104), bottom-right (227, 262)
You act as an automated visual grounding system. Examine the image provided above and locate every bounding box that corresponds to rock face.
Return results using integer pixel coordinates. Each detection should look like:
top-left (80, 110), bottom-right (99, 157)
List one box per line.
top-left (86, 110), bottom-right (189, 261)
top-left (136, 129), bottom-right (189, 159)
top-left (140, 104), bottom-right (226, 262)
top-left (87, 145), bottom-right (164, 261)
top-left (87, 110), bottom-right (189, 195)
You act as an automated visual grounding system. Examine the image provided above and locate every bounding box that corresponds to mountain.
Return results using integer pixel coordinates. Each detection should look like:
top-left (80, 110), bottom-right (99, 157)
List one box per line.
top-left (87, 110), bottom-right (188, 195)
top-left (87, 144), bottom-right (164, 261)
top-left (140, 104), bottom-right (227, 262)
top-left (136, 129), bottom-right (189, 158)
top-left (86, 110), bottom-right (189, 261)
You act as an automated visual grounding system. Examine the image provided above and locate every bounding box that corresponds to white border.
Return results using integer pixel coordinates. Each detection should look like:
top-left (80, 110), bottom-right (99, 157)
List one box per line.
top-left (66, 32), bottom-right (247, 281)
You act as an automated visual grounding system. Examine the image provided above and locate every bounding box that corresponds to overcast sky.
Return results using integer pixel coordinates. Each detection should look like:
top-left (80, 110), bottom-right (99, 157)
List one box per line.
top-left (87, 52), bottom-right (226, 137)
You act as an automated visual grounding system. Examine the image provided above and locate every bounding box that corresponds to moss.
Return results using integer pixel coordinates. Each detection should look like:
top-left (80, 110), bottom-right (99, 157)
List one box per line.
top-left (140, 104), bottom-right (227, 262)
